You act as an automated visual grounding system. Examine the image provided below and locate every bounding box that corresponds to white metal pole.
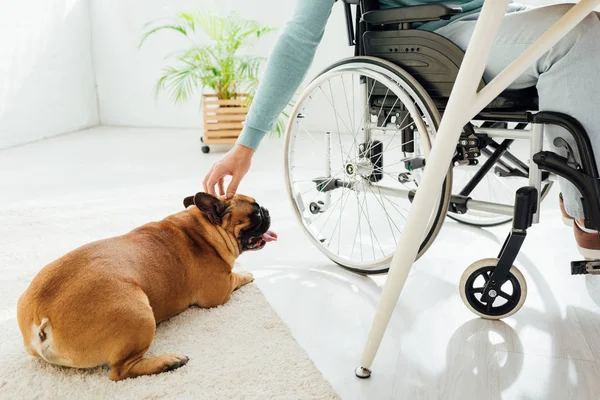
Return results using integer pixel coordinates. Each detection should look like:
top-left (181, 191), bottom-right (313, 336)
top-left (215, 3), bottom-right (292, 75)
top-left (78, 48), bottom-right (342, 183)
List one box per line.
top-left (356, 0), bottom-right (511, 377)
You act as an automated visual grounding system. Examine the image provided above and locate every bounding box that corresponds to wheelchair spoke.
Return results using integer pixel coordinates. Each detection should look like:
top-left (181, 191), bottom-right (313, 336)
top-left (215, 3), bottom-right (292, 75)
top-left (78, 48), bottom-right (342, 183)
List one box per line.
top-left (352, 73), bottom-right (356, 134)
top-left (295, 166), bottom-right (346, 198)
top-left (340, 75), bottom-right (354, 134)
top-left (314, 192), bottom-right (350, 239)
top-left (498, 290), bottom-right (513, 301)
top-left (483, 271), bottom-right (491, 282)
top-left (295, 122), bottom-right (324, 149)
top-left (468, 287), bottom-right (484, 295)
top-left (358, 189), bottom-right (386, 259)
top-left (374, 88), bottom-right (390, 131)
top-left (361, 191), bottom-right (377, 260)
top-left (366, 184), bottom-right (400, 242)
top-left (363, 97), bottom-right (400, 157)
top-left (383, 137), bottom-right (419, 154)
top-left (350, 190), bottom-right (364, 262)
top-left (382, 107), bottom-right (419, 154)
top-left (353, 80), bottom-right (377, 142)
top-left (328, 80), bottom-right (347, 159)
top-left (379, 193), bottom-right (410, 220)
top-left (327, 81), bottom-right (356, 166)
top-left (333, 186), bottom-right (353, 253)
top-left (318, 86), bottom-right (354, 139)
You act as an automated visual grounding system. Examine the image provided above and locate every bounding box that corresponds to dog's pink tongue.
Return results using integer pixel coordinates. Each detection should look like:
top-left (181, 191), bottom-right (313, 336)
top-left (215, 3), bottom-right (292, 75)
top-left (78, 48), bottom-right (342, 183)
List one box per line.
top-left (262, 230), bottom-right (278, 242)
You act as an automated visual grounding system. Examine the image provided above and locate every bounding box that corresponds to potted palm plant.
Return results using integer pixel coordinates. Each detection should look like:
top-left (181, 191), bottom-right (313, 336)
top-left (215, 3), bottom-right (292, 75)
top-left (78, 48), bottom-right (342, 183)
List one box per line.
top-left (140, 10), bottom-right (285, 153)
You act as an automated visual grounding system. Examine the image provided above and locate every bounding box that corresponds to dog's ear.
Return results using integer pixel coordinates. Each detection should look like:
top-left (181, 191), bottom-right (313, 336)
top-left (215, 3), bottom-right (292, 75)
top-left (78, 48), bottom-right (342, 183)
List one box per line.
top-left (187, 192), bottom-right (226, 225)
top-left (183, 196), bottom-right (195, 208)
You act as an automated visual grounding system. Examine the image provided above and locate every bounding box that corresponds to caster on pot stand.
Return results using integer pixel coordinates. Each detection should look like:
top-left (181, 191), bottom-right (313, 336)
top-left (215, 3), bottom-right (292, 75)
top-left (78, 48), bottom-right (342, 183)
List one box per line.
top-left (200, 137), bottom-right (204, 143)
top-left (460, 186), bottom-right (537, 319)
top-left (202, 146), bottom-right (210, 154)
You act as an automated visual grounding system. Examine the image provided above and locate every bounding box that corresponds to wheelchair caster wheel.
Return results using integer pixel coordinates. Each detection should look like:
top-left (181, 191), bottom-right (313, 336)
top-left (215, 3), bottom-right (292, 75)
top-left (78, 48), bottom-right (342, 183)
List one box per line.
top-left (202, 146), bottom-right (210, 154)
top-left (459, 258), bottom-right (527, 320)
top-left (355, 367), bottom-right (371, 379)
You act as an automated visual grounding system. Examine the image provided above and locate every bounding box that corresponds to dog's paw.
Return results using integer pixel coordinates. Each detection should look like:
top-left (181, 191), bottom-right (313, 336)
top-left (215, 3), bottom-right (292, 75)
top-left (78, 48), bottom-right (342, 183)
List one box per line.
top-left (161, 355), bottom-right (189, 372)
top-left (238, 270), bottom-right (254, 282)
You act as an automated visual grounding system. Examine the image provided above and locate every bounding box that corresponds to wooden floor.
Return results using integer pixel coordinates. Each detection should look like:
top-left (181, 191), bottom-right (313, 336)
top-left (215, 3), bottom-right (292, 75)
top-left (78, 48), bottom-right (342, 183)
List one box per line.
top-left (3, 126), bottom-right (600, 399)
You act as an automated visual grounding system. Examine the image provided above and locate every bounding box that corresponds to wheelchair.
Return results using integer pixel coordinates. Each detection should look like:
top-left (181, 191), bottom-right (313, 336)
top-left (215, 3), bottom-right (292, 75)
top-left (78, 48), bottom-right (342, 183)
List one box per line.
top-left (283, 1), bottom-right (600, 319)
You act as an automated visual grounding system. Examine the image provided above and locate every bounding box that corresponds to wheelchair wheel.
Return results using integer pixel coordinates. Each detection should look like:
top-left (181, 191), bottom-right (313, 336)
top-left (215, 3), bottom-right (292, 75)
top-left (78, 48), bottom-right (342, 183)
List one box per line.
top-left (459, 258), bottom-right (527, 320)
top-left (284, 57), bottom-right (452, 274)
top-left (449, 139), bottom-right (553, 227)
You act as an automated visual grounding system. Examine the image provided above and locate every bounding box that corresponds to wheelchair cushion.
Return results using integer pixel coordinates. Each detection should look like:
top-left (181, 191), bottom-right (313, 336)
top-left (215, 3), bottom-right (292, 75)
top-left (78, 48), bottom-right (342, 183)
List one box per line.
top-left (363, 4), bottom-right (463, 25)
top-left (433, 86), bottom-right (539, 111)
top-left (484, 86), bottom-right (539, 111)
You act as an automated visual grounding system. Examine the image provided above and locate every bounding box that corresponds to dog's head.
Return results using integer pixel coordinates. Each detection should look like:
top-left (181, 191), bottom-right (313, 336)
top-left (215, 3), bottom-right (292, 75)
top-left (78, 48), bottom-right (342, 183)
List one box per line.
top-left (184, 192), bottom-right (276, 252)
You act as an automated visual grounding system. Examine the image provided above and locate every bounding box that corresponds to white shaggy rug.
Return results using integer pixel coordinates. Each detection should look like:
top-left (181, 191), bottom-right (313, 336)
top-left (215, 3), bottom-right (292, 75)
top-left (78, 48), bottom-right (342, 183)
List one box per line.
top-left (0, 184), bottom-right (339, 400)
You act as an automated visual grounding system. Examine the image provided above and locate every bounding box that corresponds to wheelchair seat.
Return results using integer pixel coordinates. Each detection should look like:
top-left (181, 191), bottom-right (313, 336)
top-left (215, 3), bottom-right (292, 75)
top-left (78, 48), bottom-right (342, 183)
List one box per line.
top-left (435, 86), bottom-right (539, 111)
top-left (485, 87), bottom-right (539, 111)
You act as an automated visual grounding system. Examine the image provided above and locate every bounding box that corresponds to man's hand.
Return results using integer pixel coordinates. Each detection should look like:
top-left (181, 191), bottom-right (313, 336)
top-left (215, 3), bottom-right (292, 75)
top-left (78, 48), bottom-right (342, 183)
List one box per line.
top-left (203, 144), bottom-right (254, 198)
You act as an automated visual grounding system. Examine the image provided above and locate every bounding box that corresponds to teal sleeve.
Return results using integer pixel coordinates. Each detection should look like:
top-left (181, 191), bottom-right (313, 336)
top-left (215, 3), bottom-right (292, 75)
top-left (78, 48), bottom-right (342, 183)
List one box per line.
top-left (237, 0), bottom-right (336, 151)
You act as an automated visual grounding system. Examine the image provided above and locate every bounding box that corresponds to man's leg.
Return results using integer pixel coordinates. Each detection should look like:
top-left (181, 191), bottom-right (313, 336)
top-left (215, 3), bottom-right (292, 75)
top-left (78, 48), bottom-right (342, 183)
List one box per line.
top-left (436, 4), bottom-right (600, 220)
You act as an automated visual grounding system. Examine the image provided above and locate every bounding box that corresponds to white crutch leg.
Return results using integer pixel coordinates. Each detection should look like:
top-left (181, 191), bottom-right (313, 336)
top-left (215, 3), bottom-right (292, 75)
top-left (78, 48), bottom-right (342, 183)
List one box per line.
top-left (355, 0), bottom-right (511, 378)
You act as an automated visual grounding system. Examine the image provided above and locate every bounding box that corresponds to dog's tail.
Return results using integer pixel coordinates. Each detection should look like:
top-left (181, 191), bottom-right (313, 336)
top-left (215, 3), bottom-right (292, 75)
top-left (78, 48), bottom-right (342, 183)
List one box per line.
top-left (35, 318), bottom-right (49, 342)
top-left (27, 318), bottom-right (72, 366)
top-left (28, 318), bottom-right (50, 358)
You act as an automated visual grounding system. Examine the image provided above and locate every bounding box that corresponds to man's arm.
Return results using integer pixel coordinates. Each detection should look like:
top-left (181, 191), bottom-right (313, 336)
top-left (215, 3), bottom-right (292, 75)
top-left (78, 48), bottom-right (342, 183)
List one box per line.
top-left (236, 0), bottom-right (336, 150)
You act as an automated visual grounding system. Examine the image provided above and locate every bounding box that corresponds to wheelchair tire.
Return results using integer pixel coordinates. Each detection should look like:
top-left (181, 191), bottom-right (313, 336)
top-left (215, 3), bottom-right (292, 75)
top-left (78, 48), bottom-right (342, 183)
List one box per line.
top-left (284, 57), bottom-right (452, 274)
top-left (460, 258), bottom-right (527, 320)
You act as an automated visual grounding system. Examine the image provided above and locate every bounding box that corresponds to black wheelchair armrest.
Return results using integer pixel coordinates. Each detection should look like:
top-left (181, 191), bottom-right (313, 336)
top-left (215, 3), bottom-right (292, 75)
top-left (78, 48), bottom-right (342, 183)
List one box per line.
top-left (363, 4), bottom-right (463, 25)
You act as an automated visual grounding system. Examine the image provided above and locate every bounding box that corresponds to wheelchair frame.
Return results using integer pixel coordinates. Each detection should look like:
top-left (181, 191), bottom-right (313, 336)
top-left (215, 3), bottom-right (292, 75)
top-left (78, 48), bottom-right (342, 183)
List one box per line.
top-left (336, 0), bottom-right (600, 378)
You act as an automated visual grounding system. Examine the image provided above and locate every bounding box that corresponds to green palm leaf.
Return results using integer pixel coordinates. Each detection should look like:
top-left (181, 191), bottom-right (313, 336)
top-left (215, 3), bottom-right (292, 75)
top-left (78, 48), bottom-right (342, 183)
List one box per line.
top-left (140, 8), bottom-right (292, 138)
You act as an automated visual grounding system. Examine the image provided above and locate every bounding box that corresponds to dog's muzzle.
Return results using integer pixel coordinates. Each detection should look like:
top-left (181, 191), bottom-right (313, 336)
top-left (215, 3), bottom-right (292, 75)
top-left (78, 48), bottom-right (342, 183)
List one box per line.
top-left (242, 207), bottom-right (277, 251)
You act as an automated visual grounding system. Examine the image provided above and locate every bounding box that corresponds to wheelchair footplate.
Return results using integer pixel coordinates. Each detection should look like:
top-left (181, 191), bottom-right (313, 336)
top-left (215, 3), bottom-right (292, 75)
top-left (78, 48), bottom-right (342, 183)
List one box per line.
top-left (571, 260), bottom-right (600, 275)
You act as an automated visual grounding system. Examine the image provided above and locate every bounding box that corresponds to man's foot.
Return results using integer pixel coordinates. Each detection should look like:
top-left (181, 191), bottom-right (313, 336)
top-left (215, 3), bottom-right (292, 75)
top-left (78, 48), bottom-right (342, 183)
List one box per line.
top-left (559, 193), bottom-right (574, 227)
top-left (574, 220), bottom-right (600, 260)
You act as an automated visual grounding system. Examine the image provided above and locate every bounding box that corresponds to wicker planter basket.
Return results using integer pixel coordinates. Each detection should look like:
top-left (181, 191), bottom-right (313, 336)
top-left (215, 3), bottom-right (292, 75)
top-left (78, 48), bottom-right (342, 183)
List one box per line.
top-left (201, 94), bottom-right (248, 153)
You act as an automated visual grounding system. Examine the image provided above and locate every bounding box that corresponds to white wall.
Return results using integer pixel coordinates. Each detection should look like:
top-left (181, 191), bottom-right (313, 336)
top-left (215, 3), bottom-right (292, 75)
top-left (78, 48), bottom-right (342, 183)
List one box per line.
top-left (0, 0), bottom-right (99, 149)
top-left (90, 0), bottom-right (352, 128)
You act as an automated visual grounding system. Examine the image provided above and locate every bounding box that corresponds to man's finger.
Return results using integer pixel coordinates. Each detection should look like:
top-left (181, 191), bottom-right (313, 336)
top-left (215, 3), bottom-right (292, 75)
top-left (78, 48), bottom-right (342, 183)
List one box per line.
top-left (226, 174), bottom-right (242, 198)
top-left (203, 165), bottom-right (215, 193)
top-left (206, 169), bottom-right (223, 196)
top-left (217, 177), bottom-right (225, 197)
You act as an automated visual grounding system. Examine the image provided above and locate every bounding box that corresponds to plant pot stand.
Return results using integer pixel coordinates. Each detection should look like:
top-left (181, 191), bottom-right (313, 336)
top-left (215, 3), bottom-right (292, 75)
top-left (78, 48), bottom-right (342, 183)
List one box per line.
top-left (202, 94), bottom-right (248, 153)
